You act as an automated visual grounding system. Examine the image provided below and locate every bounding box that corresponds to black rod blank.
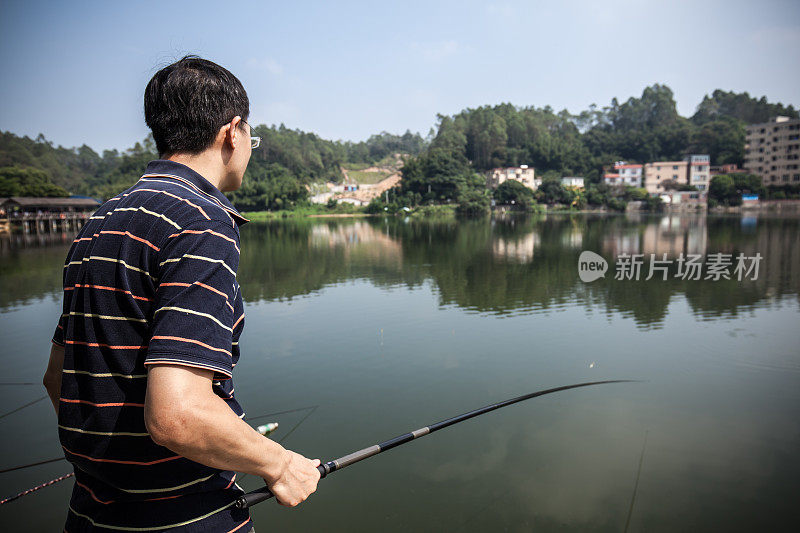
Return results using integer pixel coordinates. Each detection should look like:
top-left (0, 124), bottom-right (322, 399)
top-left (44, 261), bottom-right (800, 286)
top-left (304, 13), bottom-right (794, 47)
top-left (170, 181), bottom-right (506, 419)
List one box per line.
top-left (235, 379), bottom-right (635, 509)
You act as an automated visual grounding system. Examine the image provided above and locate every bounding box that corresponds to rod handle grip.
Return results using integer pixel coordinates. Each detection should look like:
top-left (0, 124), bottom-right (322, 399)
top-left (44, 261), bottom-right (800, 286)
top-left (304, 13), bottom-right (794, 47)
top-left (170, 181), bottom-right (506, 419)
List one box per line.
top-left (235, 486), bottom-right (274, 509)
top-left (235, 464), bottom-right (329, 509)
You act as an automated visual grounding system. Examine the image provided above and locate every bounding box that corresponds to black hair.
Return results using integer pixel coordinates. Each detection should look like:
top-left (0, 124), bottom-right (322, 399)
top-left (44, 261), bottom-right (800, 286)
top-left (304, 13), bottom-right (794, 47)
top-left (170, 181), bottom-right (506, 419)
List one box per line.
top-left (144, 55), bottom-right (249, 156)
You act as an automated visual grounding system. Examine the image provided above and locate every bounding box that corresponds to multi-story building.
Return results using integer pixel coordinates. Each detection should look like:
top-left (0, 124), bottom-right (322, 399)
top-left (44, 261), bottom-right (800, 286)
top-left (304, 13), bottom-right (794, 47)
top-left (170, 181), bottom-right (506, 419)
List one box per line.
top-left (686, 154), bottom-right (710, 191)
top-left (487, 165), bottom-right (540, 190)
top-left (643, 160), bottom-right (688, 194)
top-left (643, 155), bottom-right (710, 193)
top-left (604, 162), bottom-right (642, 187)
top-left (744, 116), bottom-right (800, 186)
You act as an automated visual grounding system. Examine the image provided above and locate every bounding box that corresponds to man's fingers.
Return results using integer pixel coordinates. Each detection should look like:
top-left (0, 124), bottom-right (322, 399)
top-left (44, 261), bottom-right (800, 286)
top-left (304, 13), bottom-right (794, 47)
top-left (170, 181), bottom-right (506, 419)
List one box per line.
top-left (279, 501), bottom-right (299, 507)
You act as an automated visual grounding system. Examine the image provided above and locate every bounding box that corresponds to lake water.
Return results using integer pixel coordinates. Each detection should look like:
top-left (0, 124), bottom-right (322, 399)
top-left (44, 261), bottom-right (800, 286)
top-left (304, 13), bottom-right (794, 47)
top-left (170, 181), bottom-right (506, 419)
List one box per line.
top-left (1, 213), bottom-right (798, 532)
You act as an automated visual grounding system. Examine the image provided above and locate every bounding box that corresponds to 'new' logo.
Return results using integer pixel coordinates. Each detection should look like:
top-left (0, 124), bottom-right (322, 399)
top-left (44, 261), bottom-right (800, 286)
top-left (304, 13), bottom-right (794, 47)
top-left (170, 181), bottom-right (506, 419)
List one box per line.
top-left (578, 251), bottom-right (608, 282)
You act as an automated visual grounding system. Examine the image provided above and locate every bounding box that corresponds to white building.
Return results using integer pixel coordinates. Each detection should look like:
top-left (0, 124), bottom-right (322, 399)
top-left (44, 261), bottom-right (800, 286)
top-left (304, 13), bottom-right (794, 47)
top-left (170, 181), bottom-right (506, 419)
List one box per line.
top-left (561, 177), bottom-right (585, 188)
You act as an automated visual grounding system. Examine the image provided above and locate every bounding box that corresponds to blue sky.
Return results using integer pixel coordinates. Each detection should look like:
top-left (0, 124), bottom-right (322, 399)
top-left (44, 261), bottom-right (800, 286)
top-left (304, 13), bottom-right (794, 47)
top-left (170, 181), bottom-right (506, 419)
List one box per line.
top-left (1, 0), bottom-right (798, 152)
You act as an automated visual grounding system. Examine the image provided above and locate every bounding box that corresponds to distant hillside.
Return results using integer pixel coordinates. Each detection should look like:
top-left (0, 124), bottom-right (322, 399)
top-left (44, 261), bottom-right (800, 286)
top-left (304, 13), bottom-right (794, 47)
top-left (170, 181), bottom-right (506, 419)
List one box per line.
top-left (419, 84), bottom-right (797, 183)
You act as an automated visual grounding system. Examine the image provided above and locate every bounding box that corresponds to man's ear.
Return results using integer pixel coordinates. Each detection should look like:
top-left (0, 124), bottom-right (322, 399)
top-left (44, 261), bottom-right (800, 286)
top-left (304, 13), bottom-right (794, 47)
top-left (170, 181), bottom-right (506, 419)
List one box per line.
top-left (225, 116), bottom-right (242, 149)
top-left (217, 122), bottom-right (232, 150)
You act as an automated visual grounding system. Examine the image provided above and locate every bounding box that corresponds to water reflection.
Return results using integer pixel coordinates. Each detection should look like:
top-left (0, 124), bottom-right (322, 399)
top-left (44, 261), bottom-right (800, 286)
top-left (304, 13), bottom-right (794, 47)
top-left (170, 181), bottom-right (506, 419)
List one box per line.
top-left (493, 231), bottom-right (539, 262)
top-left (236, 214), bottom-right (800, 328)
top-left (603, 216), bottom-right (708, 257)
top-left (0, 236), bottom-right (70, 312)
top-left (3, 215), bottom-right (799, 327)
top-left (0, 231), bottom-right (76, 253)
top-left (309, 221), bottom-right (403, 266)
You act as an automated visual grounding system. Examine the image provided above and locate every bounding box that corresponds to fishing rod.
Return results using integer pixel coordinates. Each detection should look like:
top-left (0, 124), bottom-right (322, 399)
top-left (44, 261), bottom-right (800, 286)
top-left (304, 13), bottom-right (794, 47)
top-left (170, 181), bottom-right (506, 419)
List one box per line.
top-left (0, 473), bottom-right (74, 505)
top-left (236, 379), bottom-right (636, 509)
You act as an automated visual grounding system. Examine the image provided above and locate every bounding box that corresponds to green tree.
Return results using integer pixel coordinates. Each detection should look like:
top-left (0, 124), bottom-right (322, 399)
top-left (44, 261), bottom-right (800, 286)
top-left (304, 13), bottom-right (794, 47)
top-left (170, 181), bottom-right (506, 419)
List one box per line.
top-left (228, 162), bottom-right (309, 211)
top-left (692, 89), bottom-right (798, 125)
top-left (494, 180), bottom-right (534, 209)
top-left (0, 165), bottom-right (68, 197)
top-left (455, 188), bottom-right (490, 216)
top-left (535, 179), bottom-right (573, 205)
top-left (709, 175), bottom-right (740, 206)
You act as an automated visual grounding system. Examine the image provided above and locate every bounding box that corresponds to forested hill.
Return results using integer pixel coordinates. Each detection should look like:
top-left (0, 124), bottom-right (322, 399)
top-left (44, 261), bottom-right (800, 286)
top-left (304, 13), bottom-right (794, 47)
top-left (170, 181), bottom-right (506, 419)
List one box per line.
top-left (0, 85), bottom-right (796, 208)
top-left (0, 126), bottom-right (428, 203)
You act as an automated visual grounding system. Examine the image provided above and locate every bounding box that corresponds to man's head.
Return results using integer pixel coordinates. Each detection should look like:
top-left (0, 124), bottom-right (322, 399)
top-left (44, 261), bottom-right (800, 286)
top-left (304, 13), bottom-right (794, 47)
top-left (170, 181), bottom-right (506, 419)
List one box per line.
top-left (144, 55), bottom-right (252, 191)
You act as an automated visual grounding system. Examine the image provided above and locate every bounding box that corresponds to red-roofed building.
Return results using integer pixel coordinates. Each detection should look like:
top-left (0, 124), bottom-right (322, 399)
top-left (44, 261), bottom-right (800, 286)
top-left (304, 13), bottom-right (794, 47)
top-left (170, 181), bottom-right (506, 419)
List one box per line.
top-left (604, 162), bottom-right (642, 187)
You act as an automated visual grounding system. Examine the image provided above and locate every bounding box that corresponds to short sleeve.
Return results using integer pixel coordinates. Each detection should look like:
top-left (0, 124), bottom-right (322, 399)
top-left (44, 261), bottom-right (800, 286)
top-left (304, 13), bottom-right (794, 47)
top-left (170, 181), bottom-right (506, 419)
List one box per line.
top-left (52, 314), bottom-right (66, 346)
top-left (53, 255), bottom-right (72, 346)
top-left (145, 220), bottom-right (242, 380)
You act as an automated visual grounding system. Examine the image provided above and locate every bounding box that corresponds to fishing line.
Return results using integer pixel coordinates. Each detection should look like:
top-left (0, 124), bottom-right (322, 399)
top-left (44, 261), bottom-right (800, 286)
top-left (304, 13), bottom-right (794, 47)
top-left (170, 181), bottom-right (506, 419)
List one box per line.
top-left (239, 405), bottom-right (320, 483)
top-left (0, 395), bottom-right (48, 420)
top-left (246, 404), bottom-right (320, 422)
top-left (623, 430), bottom-right (648, 533)
top-left (276, 405), bottom-right (318, 445)
top-left (0, 457), bottom-right (65, 474)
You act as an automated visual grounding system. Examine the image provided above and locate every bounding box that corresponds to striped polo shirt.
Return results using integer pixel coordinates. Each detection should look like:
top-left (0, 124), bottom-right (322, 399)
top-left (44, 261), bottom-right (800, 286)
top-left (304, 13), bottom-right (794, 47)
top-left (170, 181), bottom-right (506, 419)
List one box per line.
top-left (52, 159), bottom-right (252, 532)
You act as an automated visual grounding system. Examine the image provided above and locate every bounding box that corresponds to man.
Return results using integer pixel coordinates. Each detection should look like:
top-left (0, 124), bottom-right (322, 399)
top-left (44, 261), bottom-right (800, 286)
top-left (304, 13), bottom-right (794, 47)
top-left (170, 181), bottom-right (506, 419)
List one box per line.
top-left (42, 55), bottom-right (320, 532)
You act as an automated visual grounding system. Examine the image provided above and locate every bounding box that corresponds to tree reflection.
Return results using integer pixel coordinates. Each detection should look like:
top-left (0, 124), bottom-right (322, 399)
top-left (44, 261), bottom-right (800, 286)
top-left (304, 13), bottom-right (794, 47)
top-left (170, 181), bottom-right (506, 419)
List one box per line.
top-left (2, 215), bottom-right (798, 327)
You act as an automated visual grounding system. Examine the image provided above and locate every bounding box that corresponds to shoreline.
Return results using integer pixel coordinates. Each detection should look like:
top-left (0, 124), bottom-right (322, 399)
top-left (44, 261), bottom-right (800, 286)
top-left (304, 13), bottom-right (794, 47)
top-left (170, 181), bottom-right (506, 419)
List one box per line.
top-left (239, 200), bottom-right (800, 221)
top-left (306, 213), bottom-right (377, 218)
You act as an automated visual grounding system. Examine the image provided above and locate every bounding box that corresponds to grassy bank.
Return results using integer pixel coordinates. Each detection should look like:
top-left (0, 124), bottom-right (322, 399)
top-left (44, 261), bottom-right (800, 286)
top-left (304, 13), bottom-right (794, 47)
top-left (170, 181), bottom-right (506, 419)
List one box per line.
top-left (407, 204), bottom-right (458, 219)
top-left (241, 203), bottom-right (368, 220)
top-left (241, 202), bottom-right (628, 221)
top-left (242, 203), bottom-right (458, 220)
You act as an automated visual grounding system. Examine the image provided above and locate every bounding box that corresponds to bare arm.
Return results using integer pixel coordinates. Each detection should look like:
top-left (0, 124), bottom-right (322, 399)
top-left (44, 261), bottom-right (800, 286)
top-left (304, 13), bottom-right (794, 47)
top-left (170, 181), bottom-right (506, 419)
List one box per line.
top-left (144, 363), bottom-right (320, 507)
top-left (43, 343), bottom-right (65, 415)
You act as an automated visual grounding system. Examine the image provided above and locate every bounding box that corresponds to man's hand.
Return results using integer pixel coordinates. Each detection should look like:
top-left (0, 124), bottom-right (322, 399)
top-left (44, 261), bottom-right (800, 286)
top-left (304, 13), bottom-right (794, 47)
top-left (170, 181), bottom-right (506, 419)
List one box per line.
top-left (267, 451), bottom-right (321, 507)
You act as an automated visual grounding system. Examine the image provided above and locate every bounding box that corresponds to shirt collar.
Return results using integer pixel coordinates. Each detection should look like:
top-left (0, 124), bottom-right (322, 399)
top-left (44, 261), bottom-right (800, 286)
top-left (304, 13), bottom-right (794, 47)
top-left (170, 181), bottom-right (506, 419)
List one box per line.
top-left (141, 159), bottom-right (249, 226)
